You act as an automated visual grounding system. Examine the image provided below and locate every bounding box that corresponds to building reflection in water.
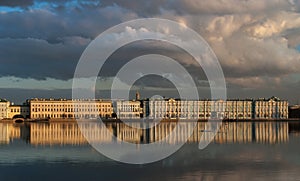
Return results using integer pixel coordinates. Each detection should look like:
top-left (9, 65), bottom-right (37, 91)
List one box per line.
top-left (0, 121), bottom-right (293, 146)
top-left (0, 123), bottom-right (21, 144)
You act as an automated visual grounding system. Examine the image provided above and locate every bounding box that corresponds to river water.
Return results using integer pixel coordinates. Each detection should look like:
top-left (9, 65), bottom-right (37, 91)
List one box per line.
top-left (0, 121), bottom-right (299, 181)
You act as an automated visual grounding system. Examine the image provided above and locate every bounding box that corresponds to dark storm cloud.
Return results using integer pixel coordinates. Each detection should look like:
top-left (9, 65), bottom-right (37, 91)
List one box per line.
top-left (1, 0), bottom-right (298, 82)
top-left (0, 5), bottom-right (131, 43)
top-left (0, 0), bottom-right (300, 103)
top-left (0, 0), bottom-right (34, 7)
top-left (0, 37), bottom-right (87, 80)
top-left (0, 0), bottom-right (99, 8)
top-left (99, 40), bottom-right (205, 76)
top-left (96, 39), bottom-right (208, 90)
top-left (0, 3), bottom-right (137, 80)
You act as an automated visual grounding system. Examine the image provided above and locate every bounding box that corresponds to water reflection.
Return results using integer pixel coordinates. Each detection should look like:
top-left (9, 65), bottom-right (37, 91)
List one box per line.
top-left (0, 121), bottom-right (300, 181)
top-left (0, 121), bottom-right (293, 146)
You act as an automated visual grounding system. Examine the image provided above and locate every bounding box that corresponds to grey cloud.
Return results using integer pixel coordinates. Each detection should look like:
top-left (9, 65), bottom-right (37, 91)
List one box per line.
top-left (0, 0), bottom-right (34, 7)
top-left (99, 0), bottom-right (167, 16)
top-left (0, 37), bottom-right (87, 80)
top-left (0, 5), bottom-right (136, 43)
top-left (0, 3), bottom-right (137, 80)
top-left (96, 39), bottom-right (208, 90)
top-left (0, 0), bottom-right (300, 100)
top-left (99, 0), bottom-right (295, 16)
top-left (165, 11), bottom-right (300, 88)
top-left (166, 0), bottom-right (294, 15)
top-left (0, 0), bottom-right (99, 8)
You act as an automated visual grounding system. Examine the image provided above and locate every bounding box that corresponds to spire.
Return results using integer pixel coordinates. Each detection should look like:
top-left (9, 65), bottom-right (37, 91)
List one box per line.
top-left (136, 91), bottom-right (140, 100)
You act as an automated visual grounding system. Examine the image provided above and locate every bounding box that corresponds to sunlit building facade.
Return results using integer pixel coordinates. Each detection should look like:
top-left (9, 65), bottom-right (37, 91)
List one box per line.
top-left (0, 99), bottom-right (9, 120)
top-left (224, 100), bottom-right (253, 120)
top-left (8, 105), bottom-right (30, 119)
top-left (143, 98), bottom-right (251, 120)
top-left (114, 100), bottom-right (142, 119)
top-left (0, 97), bottom-right (290, 120)
top-left (143, 98), bottom-right (203, 119)
top-left (253, 97), bottom-right (288, 119)
top-left (143, 98), bottom-right (284, 120)
top-left (29, 99), bottom-right (113, 119)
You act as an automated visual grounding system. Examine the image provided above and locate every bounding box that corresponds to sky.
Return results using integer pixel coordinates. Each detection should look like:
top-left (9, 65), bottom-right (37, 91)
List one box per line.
top-left (0, 0), bottom-right (300, 104)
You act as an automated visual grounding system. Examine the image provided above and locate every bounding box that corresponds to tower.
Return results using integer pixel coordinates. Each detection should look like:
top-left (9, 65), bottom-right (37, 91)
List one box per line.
top-left (136, 91), bottom-right (140, 101)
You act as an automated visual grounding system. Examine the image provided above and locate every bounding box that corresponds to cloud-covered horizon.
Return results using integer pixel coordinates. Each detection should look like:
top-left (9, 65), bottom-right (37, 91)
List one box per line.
top-left (0, 0), bottom-right (300, 103)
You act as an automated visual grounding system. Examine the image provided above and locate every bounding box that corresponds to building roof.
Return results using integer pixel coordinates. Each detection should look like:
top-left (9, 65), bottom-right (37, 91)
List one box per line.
top-left (0, 99), bottom-right (8, 103)
top-left (255, 96), bottom-right (287, 102)
top-left (28, 98), bottom-right (112, 102)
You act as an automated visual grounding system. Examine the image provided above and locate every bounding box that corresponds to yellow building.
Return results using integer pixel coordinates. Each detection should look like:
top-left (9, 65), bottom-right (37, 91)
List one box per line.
top-left (29, 99), bottom-right (113, 119)
top-left (8, 105), bottom-right (30, 119)
top-left (0, 99), bottom-right (9, 120)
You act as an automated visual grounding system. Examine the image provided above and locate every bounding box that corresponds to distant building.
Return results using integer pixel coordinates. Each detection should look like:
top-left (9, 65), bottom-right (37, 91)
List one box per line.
top-left (28, 99), bottom-right (113, 119)
top-left (0, 99), bottom-right (9, 120)
top-left (0, 96), bottom-right (290, 121)
top-left (143, 97), bottom-right (287, 120)
top-left (8, 105), bottom-right (30, 119)
top-left (224, 100), bottom-right (253, 120)
top-left (114, 100), bottom-right (142, 119)
top-left (143, 98), bottom-right (252, 120)
top-left (143, 98), bottom-right (212, 120)
top-left (289, 105), bottom-right (300, 119)
top-left (253, 97), bottom-right (288, 119)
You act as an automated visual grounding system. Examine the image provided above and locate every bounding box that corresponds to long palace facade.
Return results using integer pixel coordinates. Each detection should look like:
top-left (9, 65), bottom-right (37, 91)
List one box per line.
top-left (0, 96), bottom-right (289, 120)
top-left (29, 99), bottom-right (113, 119)
top-left (143, 99), bottom-right (254, 120)
top-left (143, 97), bottom-right (288, 120)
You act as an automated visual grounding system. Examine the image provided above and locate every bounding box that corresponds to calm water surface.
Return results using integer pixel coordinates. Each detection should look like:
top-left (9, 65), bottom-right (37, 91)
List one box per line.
top-left (0, 121), bottom-right (299, 181)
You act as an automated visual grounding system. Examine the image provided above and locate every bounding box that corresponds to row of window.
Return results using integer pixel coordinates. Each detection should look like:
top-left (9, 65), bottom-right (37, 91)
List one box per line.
top-left (31, 114), bottom-right (111, 119)
top-left (118, 114), bottom-right (140, 118)
top-left (150, 102), bottom-right (253, 106)
top-left (153, 108), bottom-right (252, 112)
top-left (10, 109), bottom-right (29, 113)
top-left (31, 104), bottom-right (111, 108)
top-left (150, 105), bottom-right (252, 109)
top-left (31, 108), bottom-right (111, 112)
top-left (118, 108), bottom-right (140, 112)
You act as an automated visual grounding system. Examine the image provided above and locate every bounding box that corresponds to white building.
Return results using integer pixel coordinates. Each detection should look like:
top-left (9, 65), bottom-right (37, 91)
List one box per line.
top-left (143, 98), bottom-right (207, 120)
top-left (114, 100), bottom-right (142, 119)
top-left (224, 100), bottom-right (253, 120)
top-left (253, 97), bottom-right (288, 119)
top-left (143, 97), bottom-right (285, 120)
